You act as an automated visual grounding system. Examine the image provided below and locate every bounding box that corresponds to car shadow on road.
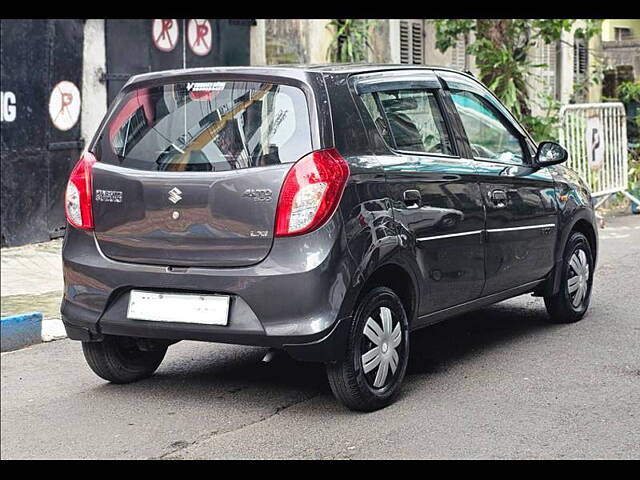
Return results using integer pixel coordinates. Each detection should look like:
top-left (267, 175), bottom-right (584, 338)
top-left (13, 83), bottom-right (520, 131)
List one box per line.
top-left (405, 301), bottom-right (555, 377)
top-left (89, 299), bottom-right (558, 405)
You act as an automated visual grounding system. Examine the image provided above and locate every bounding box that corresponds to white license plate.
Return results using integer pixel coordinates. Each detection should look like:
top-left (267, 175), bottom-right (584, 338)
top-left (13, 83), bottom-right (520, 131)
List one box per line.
top-left (127, 290), bottom-right (230, 326)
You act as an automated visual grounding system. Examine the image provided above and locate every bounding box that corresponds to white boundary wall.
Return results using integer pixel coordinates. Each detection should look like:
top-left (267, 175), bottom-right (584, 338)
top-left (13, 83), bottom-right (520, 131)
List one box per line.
top-left (81, 19), bottom-right (107, 146)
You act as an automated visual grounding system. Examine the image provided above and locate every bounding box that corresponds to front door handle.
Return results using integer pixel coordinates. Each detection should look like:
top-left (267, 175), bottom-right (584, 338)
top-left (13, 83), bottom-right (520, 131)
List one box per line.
top-left (403, 189), bottom-right (422, 209)
top-left (490, 189), bottom-right (508, 208)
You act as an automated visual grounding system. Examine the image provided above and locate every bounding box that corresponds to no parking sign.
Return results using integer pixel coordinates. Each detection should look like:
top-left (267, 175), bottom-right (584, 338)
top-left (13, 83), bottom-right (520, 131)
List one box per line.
top-left (48, 81), bottom-right (80, 131)
top-left (188, 19), bottom-right (212, 56)
top-left (152, 19), bottom-right (179, 52)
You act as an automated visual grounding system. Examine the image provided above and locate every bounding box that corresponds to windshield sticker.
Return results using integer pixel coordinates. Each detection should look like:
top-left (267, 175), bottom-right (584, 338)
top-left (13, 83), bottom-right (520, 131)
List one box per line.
top-left (187, 82), bottom-right (225, 92)
top-left (187, 82), bottom-right (225, 101)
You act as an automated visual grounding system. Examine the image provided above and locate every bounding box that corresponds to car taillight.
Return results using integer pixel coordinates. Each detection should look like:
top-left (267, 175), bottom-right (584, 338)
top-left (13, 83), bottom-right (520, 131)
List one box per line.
top-left (275, 148), bottom-right (350, 237)
top-left (65, 151), bottom-right (97, 230)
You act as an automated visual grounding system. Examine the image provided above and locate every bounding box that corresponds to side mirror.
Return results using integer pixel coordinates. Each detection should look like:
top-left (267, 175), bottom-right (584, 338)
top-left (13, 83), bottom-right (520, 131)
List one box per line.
top-left (535, 141), bottom-right (568, 167)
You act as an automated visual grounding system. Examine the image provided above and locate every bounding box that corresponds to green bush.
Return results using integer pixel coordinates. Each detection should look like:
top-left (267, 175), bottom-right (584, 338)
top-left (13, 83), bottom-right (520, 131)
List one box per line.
top-left (617, 81), bottom-right (640, 103)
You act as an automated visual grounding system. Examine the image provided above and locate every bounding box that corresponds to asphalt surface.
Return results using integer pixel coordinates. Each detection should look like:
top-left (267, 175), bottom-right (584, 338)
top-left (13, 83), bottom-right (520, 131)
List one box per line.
top-left (2, 214), bottom-right (639, 459)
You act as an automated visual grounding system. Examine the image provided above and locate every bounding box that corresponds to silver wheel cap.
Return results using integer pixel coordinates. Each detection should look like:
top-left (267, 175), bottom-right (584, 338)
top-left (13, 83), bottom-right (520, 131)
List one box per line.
top-left (361, 307), bottom-right (402, 388)
top-left (568, 249), bottom-right (590, 308)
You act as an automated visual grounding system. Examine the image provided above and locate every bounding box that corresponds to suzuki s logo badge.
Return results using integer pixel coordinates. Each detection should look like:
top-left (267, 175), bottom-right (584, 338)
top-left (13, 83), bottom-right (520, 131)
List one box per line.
top-left (168, 187), bottom-right (182, 204)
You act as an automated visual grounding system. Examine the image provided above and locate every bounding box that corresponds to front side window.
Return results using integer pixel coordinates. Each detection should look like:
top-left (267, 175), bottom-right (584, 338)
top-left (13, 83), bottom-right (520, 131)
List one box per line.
top-left (360, 88), bottom-right (453, 155)
top-left (96, 81), bottom-right (312, 172)
top-left (451, 90), bottom-right (525, 165)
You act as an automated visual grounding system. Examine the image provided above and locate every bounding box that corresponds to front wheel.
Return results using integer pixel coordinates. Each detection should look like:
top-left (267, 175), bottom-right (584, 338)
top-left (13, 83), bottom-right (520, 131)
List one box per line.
top-left (82, 335), bottom-right (167, 384)
top-left (544, 231), bottom-right (594, 323)
top-left (326, 287), bottom-right (410, 412)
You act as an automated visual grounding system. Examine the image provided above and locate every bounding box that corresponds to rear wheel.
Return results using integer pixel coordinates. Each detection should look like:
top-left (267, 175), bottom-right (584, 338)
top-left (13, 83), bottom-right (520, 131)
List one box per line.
top-left (326, 287), bottom-right (409, 412)
top-left (544, 231), bottom-right (594, 323)
top-left (82, 335), bottom-right (167, 384)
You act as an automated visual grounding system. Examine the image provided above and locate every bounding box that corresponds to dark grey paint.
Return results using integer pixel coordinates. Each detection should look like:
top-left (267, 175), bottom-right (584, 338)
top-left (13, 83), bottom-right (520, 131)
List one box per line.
top-left (92, 162), bottom-right (290, 267)
top-left (61, 64), bottom-right (598, 362)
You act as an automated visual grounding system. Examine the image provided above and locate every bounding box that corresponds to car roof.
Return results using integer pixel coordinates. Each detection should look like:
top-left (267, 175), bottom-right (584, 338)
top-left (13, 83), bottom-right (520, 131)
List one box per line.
top-left (287, 63), bottom-right (469, 75)
top-left (125, 63), bottom-right (475, 88)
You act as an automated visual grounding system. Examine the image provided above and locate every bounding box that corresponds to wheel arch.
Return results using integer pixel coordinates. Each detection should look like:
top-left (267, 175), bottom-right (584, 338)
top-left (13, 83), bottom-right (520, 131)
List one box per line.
top-left (351, 262), bottom-right (419, 327)
top-left (546, 211), bottom-right (599, 297)
top-left (571, 218), bottom-right (598, 264)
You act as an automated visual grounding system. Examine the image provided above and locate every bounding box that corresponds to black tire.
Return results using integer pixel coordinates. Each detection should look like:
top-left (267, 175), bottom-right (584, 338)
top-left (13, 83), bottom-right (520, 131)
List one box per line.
top-left (82, 335), bottom-right (167, 384)
top-left (326, 287), bottom-right (410, 412)
top-left (544, 231), bottom-right (594, 324)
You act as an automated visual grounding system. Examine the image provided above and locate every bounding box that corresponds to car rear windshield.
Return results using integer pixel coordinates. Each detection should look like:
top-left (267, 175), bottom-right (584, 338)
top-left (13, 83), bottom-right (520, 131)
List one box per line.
top-left (94, 80), bottom-right (312, 172)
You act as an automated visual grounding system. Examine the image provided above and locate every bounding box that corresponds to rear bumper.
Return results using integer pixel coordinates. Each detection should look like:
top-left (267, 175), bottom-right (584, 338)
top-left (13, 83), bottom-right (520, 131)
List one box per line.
top-left (61, 314), bottom-right (351, 362)
top-left (61, 215), bottom-right (354, 362)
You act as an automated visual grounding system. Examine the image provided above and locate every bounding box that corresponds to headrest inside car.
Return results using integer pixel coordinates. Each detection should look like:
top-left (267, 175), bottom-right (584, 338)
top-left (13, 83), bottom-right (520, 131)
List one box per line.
top-left (380, 97), bottom-right (418, 112)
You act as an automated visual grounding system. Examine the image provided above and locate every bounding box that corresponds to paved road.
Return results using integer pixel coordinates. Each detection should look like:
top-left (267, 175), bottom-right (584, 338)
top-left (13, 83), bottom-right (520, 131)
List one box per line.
top-left (2, 214), bottom-right (639, 459)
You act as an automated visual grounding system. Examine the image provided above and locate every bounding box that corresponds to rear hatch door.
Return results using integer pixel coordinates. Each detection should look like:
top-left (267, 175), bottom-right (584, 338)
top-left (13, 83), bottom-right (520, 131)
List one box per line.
top-left (91, 78), bottom-right (313, 267)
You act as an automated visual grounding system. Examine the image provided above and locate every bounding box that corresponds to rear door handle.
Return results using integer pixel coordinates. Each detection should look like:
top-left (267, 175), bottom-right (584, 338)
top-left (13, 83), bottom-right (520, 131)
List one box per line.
top-left (490, 189), bottom-right (507, 208)
top-left (403, 189), bottom-right (422, 209)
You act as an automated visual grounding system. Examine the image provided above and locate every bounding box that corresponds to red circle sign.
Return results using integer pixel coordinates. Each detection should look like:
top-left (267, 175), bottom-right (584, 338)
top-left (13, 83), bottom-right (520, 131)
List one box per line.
top-left (48, 81), bottom-right (81, 131)
top-left (188, 19), bottom-right (212, 56)
top-left (152, 19), bottom-right (179, 52)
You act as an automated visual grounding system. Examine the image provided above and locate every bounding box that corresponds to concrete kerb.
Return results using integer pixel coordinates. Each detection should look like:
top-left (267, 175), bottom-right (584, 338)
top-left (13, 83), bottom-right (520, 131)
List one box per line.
top-left (1, 312), bottom-right (43, 352)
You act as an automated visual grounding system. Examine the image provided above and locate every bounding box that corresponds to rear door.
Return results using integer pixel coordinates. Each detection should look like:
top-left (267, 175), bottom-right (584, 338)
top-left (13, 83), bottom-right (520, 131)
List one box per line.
top-left (438, 71), bottom-right (558, 295)
top-left (353, 71), bottom-right (485, 315)
top-left (90, 77), bottom-right (314, 267)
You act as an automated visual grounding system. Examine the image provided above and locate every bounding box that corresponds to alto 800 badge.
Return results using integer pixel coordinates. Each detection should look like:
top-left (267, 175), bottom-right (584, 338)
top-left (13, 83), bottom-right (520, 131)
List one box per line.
top-left (95, 189), bottom-right (123, 203)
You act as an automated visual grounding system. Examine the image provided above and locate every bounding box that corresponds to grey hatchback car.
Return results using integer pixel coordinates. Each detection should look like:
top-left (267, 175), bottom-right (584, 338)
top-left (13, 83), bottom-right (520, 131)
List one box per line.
top-left (61, 64), bottom-right (598, 411)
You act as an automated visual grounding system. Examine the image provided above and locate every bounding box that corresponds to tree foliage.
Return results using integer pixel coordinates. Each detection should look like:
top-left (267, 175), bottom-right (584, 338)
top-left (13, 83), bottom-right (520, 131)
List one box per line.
top-left (433, 19), bottom-right (602, 140)
top-left (326, 19), bottom-right (377, 63)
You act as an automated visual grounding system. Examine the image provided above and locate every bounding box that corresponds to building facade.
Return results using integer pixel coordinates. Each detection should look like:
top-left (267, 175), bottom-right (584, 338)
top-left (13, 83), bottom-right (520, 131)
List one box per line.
top-left (257, 19), bottom-right (635, 113)
top-left (600, 19), bottom-right (640, 84)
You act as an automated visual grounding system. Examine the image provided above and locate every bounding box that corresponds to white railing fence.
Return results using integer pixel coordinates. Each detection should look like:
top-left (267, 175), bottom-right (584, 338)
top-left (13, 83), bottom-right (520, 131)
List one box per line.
top-left (559, 102), bottom-right (639, 208)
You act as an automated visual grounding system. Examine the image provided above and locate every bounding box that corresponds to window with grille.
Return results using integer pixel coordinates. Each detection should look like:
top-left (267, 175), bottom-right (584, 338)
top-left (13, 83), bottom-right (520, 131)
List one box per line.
top-left (573, 35), bottom-right (589, 102)
top-left (450, 38), bottom-right (466, 70)
top-left (531, 40), bottom-right (558, 100)
top-left (399, 20), bottom-right (424, 65)
top-left (614, 27), bottom-right (633, 41)
top-left (573, 37), bottom-right (588, 78)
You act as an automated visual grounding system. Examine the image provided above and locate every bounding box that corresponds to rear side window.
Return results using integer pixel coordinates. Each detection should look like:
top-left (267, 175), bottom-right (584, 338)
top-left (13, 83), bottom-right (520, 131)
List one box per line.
top-left (360, 89), bottom-right (453, 155)
top-left (94, 81), bottom-right (312, 172)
